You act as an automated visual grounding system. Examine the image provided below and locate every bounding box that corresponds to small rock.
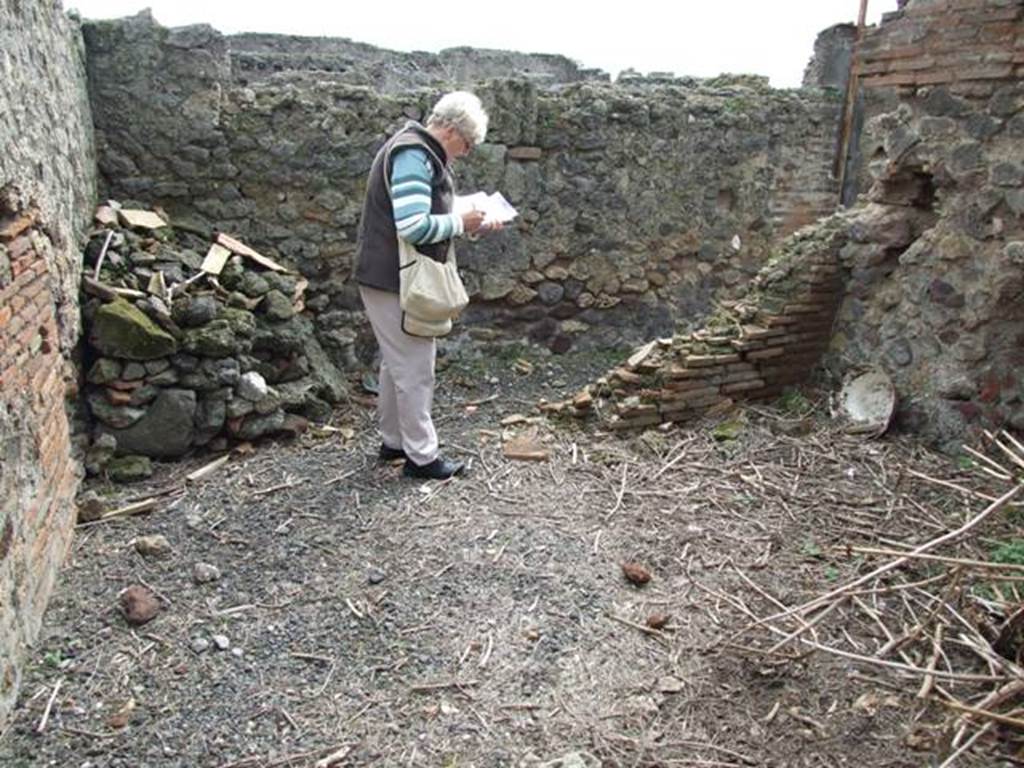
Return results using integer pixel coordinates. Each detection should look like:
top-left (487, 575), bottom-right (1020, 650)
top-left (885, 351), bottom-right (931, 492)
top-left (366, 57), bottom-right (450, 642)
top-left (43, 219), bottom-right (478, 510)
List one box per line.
top-left (237, 371), bottom-right (268, 402)
top-left (538, 753), bottom-right (590, 768)
top-left (122, 362), bottom-right (147, 380)
top-left (120, 585), bottom-right (160, 625)
top-left (646, 613), bottom-right (670, 630)
top-left (212, 634), bottom-right (230, 650)
top-left (107, 455), bottom-right (153, 483)
top-left (191, 637), bottom-right (210, 654)
top-left (231, 647), bottom-right (244, 658)
top-left (280, 414), bottom-right (309, 438)
top-left (621, 562), bottom-right (652, 586)
top-left (657, 675), bottom-right (685, 694)
top-left (84, 433), bottom-right (118, 477)
top-left (367, 568), bottom-right (386, 585)
top-left (76, 490), bottom-right (106, 523)
top-left (261, 289), bottom-right (295, 320)
top-left (192, 562), bottom-right (222, 583)
top-left (134, 534), bottom-right (171, 558)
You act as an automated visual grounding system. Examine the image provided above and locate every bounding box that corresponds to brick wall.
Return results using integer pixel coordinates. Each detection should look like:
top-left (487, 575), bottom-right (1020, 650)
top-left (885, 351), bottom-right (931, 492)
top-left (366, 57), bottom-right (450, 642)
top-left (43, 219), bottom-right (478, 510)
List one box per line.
top-left (858, 0), bottom-right (1023, 96)
top-left (0, 209), bottom-right (80, 721)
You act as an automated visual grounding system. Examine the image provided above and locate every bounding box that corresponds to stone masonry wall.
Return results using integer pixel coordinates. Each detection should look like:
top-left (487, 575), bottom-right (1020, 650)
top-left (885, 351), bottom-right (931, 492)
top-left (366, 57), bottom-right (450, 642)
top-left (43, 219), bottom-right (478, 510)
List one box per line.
top-left (830, 0), bottom-right (1024, 448)
top-left (0, 0), bottom-right (95, 726)
top-left (543, 0), bottom-right (1024, 444)
top-left (81, 12), bottom-right (843, 363)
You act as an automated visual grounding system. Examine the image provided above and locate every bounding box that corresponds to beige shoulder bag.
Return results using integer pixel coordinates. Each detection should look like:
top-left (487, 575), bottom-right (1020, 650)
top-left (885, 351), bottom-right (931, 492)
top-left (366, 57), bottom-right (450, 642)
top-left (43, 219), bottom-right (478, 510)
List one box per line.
top-left (397, 238), bottom-right (469, 337)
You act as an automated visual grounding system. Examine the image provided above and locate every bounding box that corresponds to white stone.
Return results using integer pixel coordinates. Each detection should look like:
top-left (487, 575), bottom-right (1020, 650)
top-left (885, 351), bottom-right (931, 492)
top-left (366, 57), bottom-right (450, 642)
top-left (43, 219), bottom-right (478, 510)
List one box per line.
top-left (237, 371), bottom-right (268, 402)
top-left (192, 562), bottom-right (222, 583)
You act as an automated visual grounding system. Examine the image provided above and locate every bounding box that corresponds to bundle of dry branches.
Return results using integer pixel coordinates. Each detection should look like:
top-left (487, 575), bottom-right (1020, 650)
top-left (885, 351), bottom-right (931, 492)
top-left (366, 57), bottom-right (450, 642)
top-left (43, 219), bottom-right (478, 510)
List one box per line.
top-left (729, 429), bottom-right (1024, 766)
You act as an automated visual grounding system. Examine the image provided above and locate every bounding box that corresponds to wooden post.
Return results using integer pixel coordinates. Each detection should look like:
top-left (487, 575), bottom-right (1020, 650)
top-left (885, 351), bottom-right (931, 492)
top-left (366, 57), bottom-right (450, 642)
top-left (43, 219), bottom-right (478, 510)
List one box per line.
top-left (836, 0), bottom-right (870, 204)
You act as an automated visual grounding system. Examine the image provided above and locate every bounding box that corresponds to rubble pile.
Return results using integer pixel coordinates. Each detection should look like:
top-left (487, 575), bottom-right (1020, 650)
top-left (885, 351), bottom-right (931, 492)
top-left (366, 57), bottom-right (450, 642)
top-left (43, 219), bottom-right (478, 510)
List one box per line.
top-left (543, 215), bottom-right (851, 429)
top-left (80, 203), bottom-right (349, 478)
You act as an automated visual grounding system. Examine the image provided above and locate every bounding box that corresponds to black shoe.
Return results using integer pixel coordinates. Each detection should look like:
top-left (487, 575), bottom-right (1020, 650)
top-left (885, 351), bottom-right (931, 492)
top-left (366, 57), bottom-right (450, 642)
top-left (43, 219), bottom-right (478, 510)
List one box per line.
top-left (379, 444), bottom-right (407, 461)
top-left (403, 456), bottom-right (464, 480)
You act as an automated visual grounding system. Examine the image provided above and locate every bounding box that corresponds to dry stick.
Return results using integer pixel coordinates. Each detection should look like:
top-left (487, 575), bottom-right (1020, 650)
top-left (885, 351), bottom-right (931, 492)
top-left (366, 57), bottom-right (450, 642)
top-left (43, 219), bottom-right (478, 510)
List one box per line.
top-left (478, 632), bottom-right (494, 668)
top-left (92, 230), bottom-right (114, 281)
top-left (753, 484), bottom-right (1023, 628)
top-left (917, 623), bottom-right (945, 699)
top-left (937, 722), bottom-right (993, 768)
top-left (659, 740), bottom-right (757, 765)
top-left (849, 546), bottom-right (1024, 574)
top-left (845, 570), bottom-right (950, 597)
top-left (409, 679), bottom-right (478, 693)
top-left (324, 468), bottom-right (359, 487)
top-left (609, 461), bottom-right (629, 515)
top-left (606, 613), bottom-right (670, 646)
top-left (187, 454), bottom-right (229, 482)
top-left (942, 699), bottom-right (1024, 729)
top-left (998, 429), bottom-right (1024, 463)
top-left (959, 677), bottom-right (1024, 726)
top-left (906, 467), bottom-right (1003, 503)
top-left (291, 652), bottom-right (333, 664)
top-left (986, 429), bottom-right (1024, 472)
top-left (99, 498), bottom-right (160, 521)
top-left (789, 634), bottom-right (1009, 683)
top-left (253, 480), bottom-right (298, 497)
top-left (314, 744), bottom-right (355, 768)
top-left (766, 595), bottom-right (847, 654)
top-left (960, 445), bottom-right (1014, 481)
top-left (733, 567), bottom-right (816, 637)
top-left (652, 444), bottom-right (689, 480)
top-left (876, 571), bottom-right (962, 658)
top-left (36, 678), bottom-right (63, 733)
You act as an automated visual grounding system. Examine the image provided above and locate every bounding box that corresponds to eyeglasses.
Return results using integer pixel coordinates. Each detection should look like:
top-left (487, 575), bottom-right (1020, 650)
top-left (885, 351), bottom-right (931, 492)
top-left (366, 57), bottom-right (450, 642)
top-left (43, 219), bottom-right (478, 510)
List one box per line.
top-left (451, 129), bottom-right (472, 157)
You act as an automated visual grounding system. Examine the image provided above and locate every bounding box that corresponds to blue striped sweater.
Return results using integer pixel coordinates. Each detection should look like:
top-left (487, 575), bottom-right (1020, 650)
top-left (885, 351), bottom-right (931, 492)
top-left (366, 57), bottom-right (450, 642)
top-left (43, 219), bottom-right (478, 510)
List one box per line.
top-left (390, 148), bottom-right (463, 244)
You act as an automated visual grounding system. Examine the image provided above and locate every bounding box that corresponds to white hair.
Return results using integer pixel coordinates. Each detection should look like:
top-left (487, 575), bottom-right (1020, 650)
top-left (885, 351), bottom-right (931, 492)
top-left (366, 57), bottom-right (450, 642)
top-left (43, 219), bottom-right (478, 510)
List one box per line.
top-left (427, 91), bottom-right (489, 145)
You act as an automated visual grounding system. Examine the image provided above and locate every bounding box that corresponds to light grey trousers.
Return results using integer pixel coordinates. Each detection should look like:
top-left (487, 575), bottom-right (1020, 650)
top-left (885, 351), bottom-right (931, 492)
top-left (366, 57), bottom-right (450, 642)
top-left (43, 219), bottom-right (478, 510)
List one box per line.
top-left (359, 285), bottom-right (439, 465)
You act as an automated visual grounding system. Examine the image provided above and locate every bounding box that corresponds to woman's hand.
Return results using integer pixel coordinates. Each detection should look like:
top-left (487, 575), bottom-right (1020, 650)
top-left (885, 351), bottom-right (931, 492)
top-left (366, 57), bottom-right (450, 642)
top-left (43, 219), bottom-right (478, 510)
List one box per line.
top-left (461, 210), bottom-right (486, 234)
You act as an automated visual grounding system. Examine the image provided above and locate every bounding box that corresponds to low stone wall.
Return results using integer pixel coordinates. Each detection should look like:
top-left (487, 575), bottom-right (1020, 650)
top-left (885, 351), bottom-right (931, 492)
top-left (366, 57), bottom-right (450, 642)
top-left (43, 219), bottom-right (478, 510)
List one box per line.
top-left (81, 13), bottom-right (844, 358)
top-left (226, 34), bottom-right (606, 90)
top-left (79, 207), bottom-right (350, 469)
top-left (0, 207), bottom-right (80, 724)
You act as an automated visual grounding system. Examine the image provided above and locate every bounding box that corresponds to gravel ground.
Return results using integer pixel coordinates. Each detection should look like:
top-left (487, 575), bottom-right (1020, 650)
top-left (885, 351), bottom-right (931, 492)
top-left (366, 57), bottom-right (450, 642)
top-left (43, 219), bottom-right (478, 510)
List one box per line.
top-left (0, 347), bottom-right (1015, 767)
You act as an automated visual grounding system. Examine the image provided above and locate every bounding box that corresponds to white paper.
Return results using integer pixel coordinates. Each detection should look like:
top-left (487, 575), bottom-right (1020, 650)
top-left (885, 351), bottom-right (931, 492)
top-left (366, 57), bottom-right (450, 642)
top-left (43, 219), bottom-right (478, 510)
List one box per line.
top-left (453, 191), bottom-right (519, 225)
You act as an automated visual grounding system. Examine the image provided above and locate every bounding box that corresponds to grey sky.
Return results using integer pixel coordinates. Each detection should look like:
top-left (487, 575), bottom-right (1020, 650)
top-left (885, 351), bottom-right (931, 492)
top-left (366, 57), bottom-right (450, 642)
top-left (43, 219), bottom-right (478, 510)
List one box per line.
top-left (66, 0), bottom-right (898, 88)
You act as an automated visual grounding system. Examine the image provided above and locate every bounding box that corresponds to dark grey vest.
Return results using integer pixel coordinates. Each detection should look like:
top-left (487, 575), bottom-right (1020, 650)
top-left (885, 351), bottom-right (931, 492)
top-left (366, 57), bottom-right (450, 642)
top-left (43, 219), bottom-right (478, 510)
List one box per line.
top-left (354, 123), bottom-right (454, 293)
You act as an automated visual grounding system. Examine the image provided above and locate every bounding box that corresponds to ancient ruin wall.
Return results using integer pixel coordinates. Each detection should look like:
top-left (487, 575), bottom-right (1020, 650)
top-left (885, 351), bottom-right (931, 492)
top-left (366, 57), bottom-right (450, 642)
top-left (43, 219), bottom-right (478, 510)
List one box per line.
top-left (0, 0), bottom-right (96, 726)
top-left (81, 13), bottom-right (843, 360)
top-left (830, 0), bottom-right (1024, 447)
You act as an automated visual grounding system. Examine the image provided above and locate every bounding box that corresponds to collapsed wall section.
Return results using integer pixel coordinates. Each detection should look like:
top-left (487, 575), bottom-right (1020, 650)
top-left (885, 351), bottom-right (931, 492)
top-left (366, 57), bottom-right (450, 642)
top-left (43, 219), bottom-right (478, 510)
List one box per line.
top-left (832, 0), bottom-right (1024, 447)
top-left (0, 0), bottom-right (96, 726)
top-left (81, 12), bottom-right (843, 361)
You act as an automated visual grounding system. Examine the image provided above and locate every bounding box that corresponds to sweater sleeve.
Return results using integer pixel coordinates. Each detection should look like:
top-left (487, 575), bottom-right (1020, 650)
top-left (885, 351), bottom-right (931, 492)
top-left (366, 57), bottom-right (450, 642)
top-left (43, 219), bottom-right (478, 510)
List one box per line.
top-left (389, 147), bottom-right (464, 244)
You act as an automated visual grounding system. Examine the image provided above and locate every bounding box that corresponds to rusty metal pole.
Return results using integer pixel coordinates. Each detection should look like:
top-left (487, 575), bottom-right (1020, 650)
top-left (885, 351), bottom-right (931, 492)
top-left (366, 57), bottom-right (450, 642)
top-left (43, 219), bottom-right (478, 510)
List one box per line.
top-left (836, 0), bottom-right (870, 205)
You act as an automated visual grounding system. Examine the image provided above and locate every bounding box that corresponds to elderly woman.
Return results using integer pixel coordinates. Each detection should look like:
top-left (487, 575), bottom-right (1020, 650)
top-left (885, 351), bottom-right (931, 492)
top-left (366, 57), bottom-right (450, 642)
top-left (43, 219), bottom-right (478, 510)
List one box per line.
top-left (355, 91), bottom-right (498, 480)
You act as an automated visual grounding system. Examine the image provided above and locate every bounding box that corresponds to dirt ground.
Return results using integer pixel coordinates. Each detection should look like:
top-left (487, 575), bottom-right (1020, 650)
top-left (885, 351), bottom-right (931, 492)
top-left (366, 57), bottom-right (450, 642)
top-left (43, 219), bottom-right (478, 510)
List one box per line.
top-left (0, 347), bottom-right (1018, 767)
